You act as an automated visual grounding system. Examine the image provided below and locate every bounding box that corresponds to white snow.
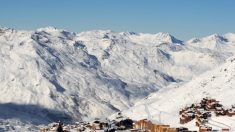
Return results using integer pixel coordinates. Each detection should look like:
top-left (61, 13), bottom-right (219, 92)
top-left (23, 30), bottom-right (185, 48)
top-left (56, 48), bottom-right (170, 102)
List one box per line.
top-left (0, 27), bottom-right (235, 131)
top-left (122, 56), bottom-right (235, 131)
top-left (224, 33), bottom-right (235, 43)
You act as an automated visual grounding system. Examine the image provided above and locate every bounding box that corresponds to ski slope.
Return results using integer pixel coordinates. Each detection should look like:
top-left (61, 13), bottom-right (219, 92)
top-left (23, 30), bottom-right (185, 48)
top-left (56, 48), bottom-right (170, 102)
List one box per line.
top-left (122, 56), bottom-right (235, 131)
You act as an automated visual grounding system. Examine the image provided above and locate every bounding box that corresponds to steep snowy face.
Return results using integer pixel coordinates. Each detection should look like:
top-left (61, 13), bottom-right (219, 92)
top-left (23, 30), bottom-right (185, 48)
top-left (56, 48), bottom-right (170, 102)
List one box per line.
top-left (154, 32), bottom-right (183, 44)
top-left (202, 34), bottom-right (228, 43)
top-left (122, 56), bottom-right (235, 130)
top-left (121, 32), bottom-right (183, 45)
top-left (186, 34), bottom-right (235, 51)
top-left (0, 27), bottom-right (235, 127)
top-left (0, 28), bottom-right (142, 122)
top-left (188, 34), bottom-right (228, 44)
top-left (77, 31), bottom-right (232, 83)
top-left (0, 28), bottom-right (53, 105)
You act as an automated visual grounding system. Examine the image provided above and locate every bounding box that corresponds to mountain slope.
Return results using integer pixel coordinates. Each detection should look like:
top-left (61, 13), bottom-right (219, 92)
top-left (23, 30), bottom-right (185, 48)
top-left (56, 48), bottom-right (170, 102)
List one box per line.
top-left (122, 56), bottom-right (235, 130)
top-left (0, 27), bottom-right (235, 130)
top-left (0, 27), bottom-right (134, 122)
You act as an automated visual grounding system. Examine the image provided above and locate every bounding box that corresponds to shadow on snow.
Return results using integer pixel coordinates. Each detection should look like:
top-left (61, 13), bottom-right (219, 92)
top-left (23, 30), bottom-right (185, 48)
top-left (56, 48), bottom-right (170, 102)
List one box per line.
top-left (0, 103), bottom-right (72, 125)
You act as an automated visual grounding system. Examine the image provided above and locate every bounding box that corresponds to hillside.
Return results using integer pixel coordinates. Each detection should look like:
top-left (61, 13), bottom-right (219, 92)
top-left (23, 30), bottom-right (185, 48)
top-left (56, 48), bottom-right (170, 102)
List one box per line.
top-left (121, 56), bottom-right (235, 131)
top-left (0, 27), bottom-right (235, 131)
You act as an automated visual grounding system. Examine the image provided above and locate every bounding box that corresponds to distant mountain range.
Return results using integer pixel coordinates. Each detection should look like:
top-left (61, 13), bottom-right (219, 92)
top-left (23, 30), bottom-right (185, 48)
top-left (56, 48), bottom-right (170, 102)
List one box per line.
top-left (0, 27), bottom-right (235, 131)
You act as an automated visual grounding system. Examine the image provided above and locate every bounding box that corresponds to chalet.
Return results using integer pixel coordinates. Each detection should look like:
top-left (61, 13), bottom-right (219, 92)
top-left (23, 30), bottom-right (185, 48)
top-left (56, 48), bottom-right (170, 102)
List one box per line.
top-left (133, 119), bottom-right (198, 132)
top-left (222, 128), bottom-right (230, 131)
top-left (176, 127), bottom-right (189, 132)
top-left (226, 108), bottom-right (235, 116)
top-left (199, 125), bottom-right (212, 132)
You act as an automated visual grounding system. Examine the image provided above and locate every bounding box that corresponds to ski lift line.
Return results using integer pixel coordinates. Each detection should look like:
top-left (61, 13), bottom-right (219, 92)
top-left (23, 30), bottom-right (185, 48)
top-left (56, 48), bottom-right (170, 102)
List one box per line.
top-left (144, 104), bottom-right (152, 121)
top-left (151, 106), bottom-right (170, 114)
top-left (210, 119), bottom-right (231, 129)
top-left (207, 120), bottom-right (231, 130)
top-left (206, 122), bottom-right (229, 130)
top-left (206, 122), bottom-right (222, 129)
top-left (221, 116), bottom-right (235, 122)
top-left (148, 105), bottom-right (177, 116)
top-left (144, 104), bottom-right (162, 124)
top-left (144, 104), bottom-right (178, 125)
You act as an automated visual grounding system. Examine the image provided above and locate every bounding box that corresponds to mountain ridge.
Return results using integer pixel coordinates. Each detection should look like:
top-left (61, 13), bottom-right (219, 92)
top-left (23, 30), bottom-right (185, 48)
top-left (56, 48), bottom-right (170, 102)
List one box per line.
top-left (2, 26), bottom-right (234, 43)
top-left (0, 27), bottom-right (235, 131)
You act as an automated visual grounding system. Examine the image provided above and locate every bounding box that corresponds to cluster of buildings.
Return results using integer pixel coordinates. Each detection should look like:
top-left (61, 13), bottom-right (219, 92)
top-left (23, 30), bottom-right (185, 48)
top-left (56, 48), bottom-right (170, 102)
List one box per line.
top-left (180, 97), bottom-right (235, 132)
top-left (40, 97), bottom-right (235, 132)
top-left (40, 118), bottom-right (134, 132)
top-left (133, 119), bottom-right (196, 132)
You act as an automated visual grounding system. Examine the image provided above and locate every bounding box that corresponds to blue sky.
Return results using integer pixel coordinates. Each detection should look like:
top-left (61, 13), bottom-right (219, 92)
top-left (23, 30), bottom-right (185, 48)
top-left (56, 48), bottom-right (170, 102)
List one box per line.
top-left (0, 0), bottom-right (234, 40)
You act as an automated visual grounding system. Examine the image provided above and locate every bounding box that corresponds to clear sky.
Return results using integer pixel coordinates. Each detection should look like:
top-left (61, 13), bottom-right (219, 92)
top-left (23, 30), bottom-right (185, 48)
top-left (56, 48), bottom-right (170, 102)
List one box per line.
top-left (0, 0), bottom-right (235, 40)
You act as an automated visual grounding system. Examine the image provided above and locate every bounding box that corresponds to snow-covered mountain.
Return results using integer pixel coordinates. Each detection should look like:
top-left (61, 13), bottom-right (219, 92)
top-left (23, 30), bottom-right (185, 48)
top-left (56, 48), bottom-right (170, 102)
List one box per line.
top-left (120, 32), bottom-right (183, 45)
top-left (121, 56), bottom-right (235, 131)
top-left (0, 27), bottom-right (235, 131)
top-left (186, 34), bottom-right (235, 52)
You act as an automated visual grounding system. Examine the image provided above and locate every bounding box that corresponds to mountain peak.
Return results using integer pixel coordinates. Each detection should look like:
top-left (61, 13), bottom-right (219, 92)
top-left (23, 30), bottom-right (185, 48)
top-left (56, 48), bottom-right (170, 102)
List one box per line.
top-left (155, 32), bottom-right (183, 44)
top-left (186, 38), bottom-right (201, 44)
top-left (121, 31), bottom-right (139, 36)
top-left (187, 34), bottom-right (228, 45)
top-left (202, 34), bottom-right (228, 42)
top-left (0, 27), bottom-right (16, 33)
top-left (36, 26), bottom-right (60, 33)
